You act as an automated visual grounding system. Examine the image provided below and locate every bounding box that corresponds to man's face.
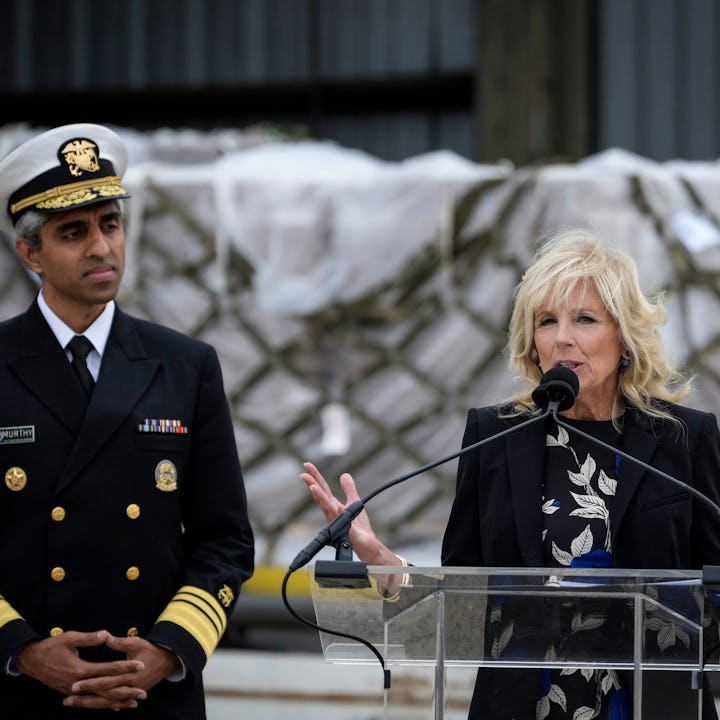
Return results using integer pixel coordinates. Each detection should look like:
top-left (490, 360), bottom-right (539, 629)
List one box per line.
top-left (16, 201), bottom-right (125, 327)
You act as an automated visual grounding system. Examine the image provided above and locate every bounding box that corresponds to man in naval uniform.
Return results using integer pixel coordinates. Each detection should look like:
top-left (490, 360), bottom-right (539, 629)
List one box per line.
top-left (0, 124), bottom-right (255, 718)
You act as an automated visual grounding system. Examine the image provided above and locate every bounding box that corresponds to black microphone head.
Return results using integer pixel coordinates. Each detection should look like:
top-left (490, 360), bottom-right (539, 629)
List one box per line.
top-left (531, 366), bottom-right (579, 411)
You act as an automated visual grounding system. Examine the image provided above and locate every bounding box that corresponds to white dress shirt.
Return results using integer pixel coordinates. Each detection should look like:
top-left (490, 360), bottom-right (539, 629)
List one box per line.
top-left (36, 291), bottom-right (115, 380)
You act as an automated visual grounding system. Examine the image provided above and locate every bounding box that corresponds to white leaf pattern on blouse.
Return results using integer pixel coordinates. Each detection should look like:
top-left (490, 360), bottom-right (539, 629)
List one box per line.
top-left (570, 454), bottom-right (596, 486)
top-left (569, 492), bottom-right (608, 520)
top-left (601, 672), bottom-right (615, 694)
top-left (548, 685), bottom-right (567, 711)
top-left (572, 707), bottom-right (595, 720)
top-left (491, 622), bottom-right (514, 658)
top-left (536, 695), bottom-right (550, 720)
top-left (542, 499), bottom-right (560, 514)
top-left (676, 627), bottom-right (691, 649)
top-left (546, 426), bottom-right (570, 447)
top-left (569, 524), bottom-right (594, 557)
top-left (551, 541), bottom-right (573, 565)
top-left (571, 611), bottom-right (606, 633)
top-left (598, 468), bottom-right (617, 496)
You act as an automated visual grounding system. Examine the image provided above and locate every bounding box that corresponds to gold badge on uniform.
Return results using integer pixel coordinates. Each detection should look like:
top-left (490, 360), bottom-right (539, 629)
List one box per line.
top-left (155, 460), bottom-right (178, 492)
top-left (218, 584), bottom-right (234, 608)
top-left (5, 467), bottom-right (27, 491)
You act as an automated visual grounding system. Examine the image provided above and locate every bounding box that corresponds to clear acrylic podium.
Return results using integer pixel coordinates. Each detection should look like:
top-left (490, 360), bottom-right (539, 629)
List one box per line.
top-left (309, 565), bottom-right (720, 719)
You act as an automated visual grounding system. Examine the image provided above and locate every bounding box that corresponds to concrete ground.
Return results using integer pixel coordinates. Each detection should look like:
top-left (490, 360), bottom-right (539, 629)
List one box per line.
top-left (204, 649), bottom-right (720, 719)
top-left (204, 649), bottom-right (475, 720)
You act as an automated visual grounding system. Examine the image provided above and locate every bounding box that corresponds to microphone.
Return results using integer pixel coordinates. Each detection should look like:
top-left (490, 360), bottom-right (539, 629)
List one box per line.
top-left (289, 368), bottom-right (577, 574)
top-left (289, 500), bottom-right (364, 573)
top-left (532, 365), bottom-right (579, 411)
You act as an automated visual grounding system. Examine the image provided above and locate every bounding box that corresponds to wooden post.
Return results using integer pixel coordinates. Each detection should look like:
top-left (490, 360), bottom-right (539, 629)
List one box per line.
top-left (474, 0), bottom-right (593, 164)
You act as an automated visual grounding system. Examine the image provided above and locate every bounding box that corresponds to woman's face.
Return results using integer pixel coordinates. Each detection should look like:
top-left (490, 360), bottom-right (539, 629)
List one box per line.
top-left (533, 283), bottom-right (624, 420)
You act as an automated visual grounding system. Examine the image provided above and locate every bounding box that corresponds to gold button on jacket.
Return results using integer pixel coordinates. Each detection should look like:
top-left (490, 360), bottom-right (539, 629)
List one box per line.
top-left (126, 566), bottom-right (140, 581)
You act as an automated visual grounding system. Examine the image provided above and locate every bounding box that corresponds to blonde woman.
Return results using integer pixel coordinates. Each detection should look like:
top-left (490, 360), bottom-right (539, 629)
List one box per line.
top-left (303, 229), bottom-right (720, 719)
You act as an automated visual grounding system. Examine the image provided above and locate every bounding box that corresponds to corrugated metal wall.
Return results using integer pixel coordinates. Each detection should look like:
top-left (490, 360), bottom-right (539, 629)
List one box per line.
top-left (0, 0), bottom-right (476, 161)
top-left (1, 0), bottom-right (474, 89)
top-left (2, 0), bottom-right (720, 162)
top-left (598, 0), bottom-right (720, 160)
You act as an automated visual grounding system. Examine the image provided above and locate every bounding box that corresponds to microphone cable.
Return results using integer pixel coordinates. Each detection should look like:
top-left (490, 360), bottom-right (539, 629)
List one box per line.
top-left (280, 567), bottom-right (392, 689)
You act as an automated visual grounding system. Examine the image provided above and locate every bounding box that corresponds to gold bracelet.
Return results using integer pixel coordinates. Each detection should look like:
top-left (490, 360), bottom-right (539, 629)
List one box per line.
top-left (378, 554), bottom-right (410, 602)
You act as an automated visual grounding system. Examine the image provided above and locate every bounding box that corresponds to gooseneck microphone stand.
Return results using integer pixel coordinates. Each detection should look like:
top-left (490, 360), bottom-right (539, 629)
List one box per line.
top-left (281, 374), bottom-right (574, 689)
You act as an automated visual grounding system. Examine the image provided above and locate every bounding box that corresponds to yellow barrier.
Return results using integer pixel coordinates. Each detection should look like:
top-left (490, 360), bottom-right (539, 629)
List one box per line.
top-left (243, 565), bottom-right (312, 598)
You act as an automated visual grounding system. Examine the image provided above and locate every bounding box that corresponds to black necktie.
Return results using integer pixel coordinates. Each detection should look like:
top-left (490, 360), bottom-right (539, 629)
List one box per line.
top-left (67, 335), bottom-right (95, 398)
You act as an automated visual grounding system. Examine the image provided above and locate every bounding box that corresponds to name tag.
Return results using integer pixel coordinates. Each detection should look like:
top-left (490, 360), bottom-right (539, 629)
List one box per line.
top-left (0, 425), bottom-right (35, 445)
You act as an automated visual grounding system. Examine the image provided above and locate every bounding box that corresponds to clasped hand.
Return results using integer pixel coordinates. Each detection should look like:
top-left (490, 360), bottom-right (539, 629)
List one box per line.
top-left (16, 629), bottom-right (180, 711)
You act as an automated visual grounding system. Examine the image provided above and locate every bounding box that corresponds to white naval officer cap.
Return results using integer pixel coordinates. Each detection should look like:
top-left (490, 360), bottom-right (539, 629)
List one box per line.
top-left (0, 123), bottom-right (131, 233)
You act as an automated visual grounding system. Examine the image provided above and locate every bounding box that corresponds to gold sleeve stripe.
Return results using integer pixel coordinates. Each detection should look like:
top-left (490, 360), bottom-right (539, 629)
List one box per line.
top-left (0, 596), bottom-right (23, 628)
top-left (173, 586), bottom-right (226, 634)
top-left (155, 586), bottom-right (227, 659)
top-left (156, 602), bottom-right (219, 660)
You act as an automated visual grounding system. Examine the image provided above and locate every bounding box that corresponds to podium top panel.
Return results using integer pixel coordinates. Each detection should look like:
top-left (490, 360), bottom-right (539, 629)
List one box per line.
top-left (366, 566), bottom-right (704, 586)
top-left (310, 565), bottom-right (719, 670)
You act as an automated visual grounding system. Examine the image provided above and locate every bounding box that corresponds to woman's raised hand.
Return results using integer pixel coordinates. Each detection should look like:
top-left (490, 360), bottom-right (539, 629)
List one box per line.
top-left (300, 462), bottom-right (402, 567)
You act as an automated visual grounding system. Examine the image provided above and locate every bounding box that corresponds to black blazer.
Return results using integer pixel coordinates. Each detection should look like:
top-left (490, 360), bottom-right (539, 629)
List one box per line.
top-left (441, 404), bottom-right (720, 719)
top-left (0, 301), bottom-right (254, 719)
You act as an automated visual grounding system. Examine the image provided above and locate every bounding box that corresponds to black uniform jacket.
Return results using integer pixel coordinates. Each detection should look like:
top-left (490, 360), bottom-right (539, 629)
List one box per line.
top-left (0, 301), bottom-right (254, 718)
top-left (441, 403), bottom-right (720, 719)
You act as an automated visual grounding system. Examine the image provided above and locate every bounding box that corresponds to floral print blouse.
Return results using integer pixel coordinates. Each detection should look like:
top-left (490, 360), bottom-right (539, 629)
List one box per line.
top-left (483, 414), bottom-right (718, 719)
top-left (536, 417), bottom-right (630, 719)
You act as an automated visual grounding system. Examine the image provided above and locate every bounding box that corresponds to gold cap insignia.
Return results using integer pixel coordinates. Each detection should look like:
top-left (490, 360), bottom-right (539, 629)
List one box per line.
top-left (5, 466), bottom-right (27, 491)
top-left (60, 139), bottom-right (100, 177)
top-left (155, 460), bottom-right (178, 492)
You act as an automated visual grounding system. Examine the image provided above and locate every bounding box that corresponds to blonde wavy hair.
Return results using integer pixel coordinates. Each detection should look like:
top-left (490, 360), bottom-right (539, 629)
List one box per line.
top-left (504, 228), bottom-right (691, 423)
